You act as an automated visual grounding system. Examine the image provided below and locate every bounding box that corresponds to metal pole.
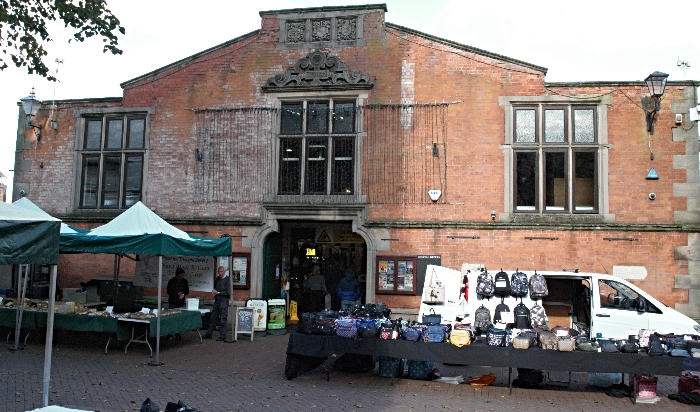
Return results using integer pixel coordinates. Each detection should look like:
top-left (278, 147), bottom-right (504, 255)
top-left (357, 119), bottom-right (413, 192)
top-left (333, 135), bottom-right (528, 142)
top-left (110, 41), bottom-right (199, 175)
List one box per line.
top-left (42, 265), bottom-right (57, 407)
top-left (14, 264), bottom-right (30, 350)
top-left (154, 255), bottom-right (162, 365)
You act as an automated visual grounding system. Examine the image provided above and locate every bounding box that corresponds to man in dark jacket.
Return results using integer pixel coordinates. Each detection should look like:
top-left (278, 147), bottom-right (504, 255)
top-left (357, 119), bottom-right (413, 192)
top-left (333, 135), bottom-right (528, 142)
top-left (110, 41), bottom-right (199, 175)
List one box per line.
top-left (204, 266), bottom-right (231, 341)
top-left (336, 268), bottom-right (361, 311)
top-left (167, 267), bottom-right (189, 309)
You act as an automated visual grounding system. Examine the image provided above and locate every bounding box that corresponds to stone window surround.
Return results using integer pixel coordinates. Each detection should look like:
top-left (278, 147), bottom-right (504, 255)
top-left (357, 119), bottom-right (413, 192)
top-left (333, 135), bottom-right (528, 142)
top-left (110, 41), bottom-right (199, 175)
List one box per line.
top-left (265, 90), bottom-right (368, 200)
top-left (276, 10), bottom-right (366, 50)
top-left (499, 95), bottom-right (614, 223)
top-left (71, 106), bottom-right (155, 212)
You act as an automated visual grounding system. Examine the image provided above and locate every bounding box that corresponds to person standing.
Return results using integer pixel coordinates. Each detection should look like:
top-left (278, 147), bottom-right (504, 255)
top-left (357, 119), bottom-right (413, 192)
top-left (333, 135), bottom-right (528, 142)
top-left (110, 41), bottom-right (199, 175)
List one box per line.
top-left (336, 268), bottom-right (361, 311)
top-left (204, 266), bottom-right (231, 342)
top-left (304, 265), bottom-right (327, 312)
top-left (167, 267), bottom-right (189, 309)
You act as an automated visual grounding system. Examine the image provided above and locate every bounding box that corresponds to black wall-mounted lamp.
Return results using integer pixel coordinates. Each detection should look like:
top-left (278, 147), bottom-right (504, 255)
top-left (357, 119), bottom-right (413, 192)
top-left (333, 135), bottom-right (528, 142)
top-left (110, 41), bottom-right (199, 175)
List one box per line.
top-left (196, 148), bottom-right (203, 161)
top-left (432, 142), bottom-right (439, 157)
top-left (644, 71), bottom-right (669, 132)
top-left (20, 88), bottom-right (42, 141)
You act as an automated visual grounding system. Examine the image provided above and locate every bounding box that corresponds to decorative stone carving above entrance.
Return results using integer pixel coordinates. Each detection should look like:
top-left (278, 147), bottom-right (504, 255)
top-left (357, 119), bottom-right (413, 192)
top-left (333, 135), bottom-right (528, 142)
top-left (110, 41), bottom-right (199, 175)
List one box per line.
top-left (263, 49), bottom-right (373, 92)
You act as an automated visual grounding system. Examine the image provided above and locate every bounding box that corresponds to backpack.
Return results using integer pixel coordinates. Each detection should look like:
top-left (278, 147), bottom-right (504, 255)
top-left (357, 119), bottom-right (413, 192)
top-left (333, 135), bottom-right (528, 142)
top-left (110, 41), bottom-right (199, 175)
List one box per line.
top-left (473, 305), bottom-right (492, 334)
top-left (647, 333), bottom-right (665, 356)
top-left (493, 302), bottom-right (511, 325)
top-left (475, 270), bottom-right (495, 298)
top-left (513, 303), bottom-right (531, 329)
top-left (530, 304), bottom-right (549, 329)
top-left (528, 271), bottom-right (549, 299)
top-left (493, 270), bottom-right (511, 297)
top-left (510, 271), bottom-right (529, 297)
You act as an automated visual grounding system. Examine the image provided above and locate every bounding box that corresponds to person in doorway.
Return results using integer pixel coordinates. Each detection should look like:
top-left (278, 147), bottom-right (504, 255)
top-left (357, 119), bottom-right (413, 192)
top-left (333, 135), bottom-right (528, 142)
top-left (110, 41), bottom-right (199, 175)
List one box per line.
top-left (204, 266), bottom-right (231, 342)
top-left (336, 267), bottom-right (361, 311)
top-left (304, 265), bottom-right (327, 312)
top-left (326, 259), bottom-right (345, 311)
top-left (166, 267), bottom-right (189, 340)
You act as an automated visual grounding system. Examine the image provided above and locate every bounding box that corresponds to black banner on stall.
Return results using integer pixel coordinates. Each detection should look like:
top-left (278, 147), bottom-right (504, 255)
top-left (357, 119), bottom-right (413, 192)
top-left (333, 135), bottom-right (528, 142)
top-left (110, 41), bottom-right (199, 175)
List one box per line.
top-left (416, 255), bottom-right (441, 296)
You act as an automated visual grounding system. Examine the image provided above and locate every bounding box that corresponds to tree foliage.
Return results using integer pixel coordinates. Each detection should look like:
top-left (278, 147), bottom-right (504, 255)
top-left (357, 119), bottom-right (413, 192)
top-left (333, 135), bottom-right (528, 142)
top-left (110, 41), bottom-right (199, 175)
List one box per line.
top-left (0, 0), bottom-right (125, 81)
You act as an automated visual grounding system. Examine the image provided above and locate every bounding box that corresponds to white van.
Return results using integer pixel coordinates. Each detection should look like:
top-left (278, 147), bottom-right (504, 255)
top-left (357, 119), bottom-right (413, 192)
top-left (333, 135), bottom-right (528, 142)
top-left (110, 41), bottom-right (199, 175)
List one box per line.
top-left (420, 266), bottom-right (700, 339)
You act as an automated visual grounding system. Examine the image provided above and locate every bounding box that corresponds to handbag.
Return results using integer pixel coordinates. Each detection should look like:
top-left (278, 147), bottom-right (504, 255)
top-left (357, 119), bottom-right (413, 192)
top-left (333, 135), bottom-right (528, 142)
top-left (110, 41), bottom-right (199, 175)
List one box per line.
top-left (311, 317), bottom-right (336, 336)
top-left (486, 326), bottom-right (511, 347)
top-left (449, 329), bottom-right (472, 347)
top-left (423, 269), bottom-right (445, 305)
top-left (576, 337), bottom-right (599, 352)
top-left (402, 326), bottom-right (423, 342)
top-left (334, 317), bottom-right (359, 338)
top-left (380, 322), bottom-right (400, 340)
top-left (358, 318), bottom-right (380, 338)
top-left (424, 324), bottom-right (446, 342)
top-left (538, 331), bottom-right (558, 350)
top-left (422, 307), bottom-right (441, 325)
top-left (678, 371), bottom-right (700, 394)
top-left (597, 339), bottom-right (619, 353)
top-left (512, 335), bottom-right (530, 350)
top-left (557, 336), bottom-right (575, 352)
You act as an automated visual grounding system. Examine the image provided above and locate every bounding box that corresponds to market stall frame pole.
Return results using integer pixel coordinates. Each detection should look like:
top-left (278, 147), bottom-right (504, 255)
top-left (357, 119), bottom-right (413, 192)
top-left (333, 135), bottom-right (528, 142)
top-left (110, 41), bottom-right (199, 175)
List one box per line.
top-left (13, 264), bottom-right (30, 351)
top-left (150, 255), bottom-right (164, 366)
top-left (42, 265), bottom-right (57, 407)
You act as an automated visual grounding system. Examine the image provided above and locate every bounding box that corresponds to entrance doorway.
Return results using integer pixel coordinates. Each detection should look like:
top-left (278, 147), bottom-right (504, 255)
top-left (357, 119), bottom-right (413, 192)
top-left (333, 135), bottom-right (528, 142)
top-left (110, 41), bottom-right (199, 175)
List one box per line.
top-left (262, 221), bottom-right (367, 313)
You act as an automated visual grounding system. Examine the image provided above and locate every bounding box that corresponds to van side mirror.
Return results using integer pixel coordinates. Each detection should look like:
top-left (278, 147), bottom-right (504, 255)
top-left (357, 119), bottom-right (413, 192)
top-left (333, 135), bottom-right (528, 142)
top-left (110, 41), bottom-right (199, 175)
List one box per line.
top-left (635, 297), bottom-right (647, 312)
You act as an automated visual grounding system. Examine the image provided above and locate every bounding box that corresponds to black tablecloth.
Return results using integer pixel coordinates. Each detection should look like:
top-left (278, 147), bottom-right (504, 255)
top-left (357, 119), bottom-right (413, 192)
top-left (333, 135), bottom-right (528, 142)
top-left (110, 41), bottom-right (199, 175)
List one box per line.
top-left (285, 333), bottom-right (695, 379)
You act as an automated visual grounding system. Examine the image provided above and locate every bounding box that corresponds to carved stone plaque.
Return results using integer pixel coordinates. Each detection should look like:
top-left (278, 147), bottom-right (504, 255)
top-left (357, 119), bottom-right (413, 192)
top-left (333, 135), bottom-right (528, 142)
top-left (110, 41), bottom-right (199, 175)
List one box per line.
top-left (286, 21), bottom-right (305, 43)
top-left (337, 18), bottom-right (356, 41)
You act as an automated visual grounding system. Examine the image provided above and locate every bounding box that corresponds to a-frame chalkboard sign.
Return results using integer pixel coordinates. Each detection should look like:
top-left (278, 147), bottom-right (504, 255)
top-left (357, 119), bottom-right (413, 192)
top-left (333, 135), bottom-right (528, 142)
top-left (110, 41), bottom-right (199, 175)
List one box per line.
top-left (234, 307), bottom-right (255, 342)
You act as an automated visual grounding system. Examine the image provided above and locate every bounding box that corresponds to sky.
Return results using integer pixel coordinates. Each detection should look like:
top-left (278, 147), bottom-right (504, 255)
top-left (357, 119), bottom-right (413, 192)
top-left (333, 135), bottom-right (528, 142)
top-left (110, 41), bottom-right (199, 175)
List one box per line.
top-left (1, 0), bottom-right (699, 201)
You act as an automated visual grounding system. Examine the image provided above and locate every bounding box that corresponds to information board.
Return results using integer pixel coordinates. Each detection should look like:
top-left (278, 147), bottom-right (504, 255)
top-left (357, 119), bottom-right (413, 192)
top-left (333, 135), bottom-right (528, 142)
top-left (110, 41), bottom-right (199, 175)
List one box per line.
top-left (234, 307), bottom-right (254, 341)
top-left (134, 255), bottom-right (217, 291)
top-left (246, 299), bottom-right (268, 331)
top-left (416, 255), bottom-right (441, 296)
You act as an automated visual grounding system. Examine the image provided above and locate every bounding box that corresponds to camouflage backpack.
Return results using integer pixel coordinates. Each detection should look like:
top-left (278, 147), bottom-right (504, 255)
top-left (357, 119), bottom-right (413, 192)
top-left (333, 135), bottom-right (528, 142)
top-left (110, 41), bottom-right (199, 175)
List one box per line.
top-left (530, 304), bottom-right (549, 329)
top-left (475, 270), bottom-right (495, 298)
top-left (510, 271), bottom-right (529, 297)
top-left (529, 271), bottom-right (549, 299)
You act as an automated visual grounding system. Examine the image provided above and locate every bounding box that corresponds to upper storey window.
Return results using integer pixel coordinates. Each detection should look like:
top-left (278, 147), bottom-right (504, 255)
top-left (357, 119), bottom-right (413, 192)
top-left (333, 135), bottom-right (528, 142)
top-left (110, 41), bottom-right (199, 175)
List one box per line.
top-left (79, 114), bottom-right (147, 209)
top-left (513, 105), bottom-right (599, 214)
top-left (279, 100), bottom-right (356, 195)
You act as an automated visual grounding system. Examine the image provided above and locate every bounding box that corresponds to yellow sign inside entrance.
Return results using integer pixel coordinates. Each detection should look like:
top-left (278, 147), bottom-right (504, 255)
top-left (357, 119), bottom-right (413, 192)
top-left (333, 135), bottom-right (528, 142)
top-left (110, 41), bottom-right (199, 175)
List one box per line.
top-left (334, 230), bottom-right (363, 243)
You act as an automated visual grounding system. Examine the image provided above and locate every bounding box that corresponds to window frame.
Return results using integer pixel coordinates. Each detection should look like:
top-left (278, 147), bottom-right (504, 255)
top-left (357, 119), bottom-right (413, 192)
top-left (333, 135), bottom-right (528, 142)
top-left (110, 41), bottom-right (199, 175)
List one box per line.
top-left (78, 113), bottom-right (148, 210)
top-left (277, 98), bottom-right (358, 196)
top-left (376, 256), bottom-right (416, 295)
top-left (511, 104), bottom-right (600, 214)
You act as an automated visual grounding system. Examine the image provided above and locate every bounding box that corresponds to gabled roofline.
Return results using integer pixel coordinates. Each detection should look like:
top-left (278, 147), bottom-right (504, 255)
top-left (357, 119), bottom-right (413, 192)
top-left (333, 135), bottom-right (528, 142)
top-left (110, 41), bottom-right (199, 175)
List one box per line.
top-left (16, 97), bottom-right (122, 105)
top-left (119, 30), bottom-right (260, 89)
top-left (386, 22), bottom-right (547, 75)
top-left (259, 3), bottom-right (387, 16)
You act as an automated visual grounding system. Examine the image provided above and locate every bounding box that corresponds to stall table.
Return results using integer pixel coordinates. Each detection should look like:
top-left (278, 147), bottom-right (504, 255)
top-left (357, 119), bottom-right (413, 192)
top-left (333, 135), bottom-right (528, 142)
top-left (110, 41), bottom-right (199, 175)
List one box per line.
top-left (285, 332), bottom-right (700, 392)
top-left (0, 308), bottom-right (203, 355)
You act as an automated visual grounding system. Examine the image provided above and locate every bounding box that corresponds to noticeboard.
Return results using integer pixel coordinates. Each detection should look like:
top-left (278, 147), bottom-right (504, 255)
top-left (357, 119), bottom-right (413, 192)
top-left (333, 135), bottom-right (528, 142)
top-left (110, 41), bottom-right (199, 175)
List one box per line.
top-left (134, 255), bottom-right (217, 291)
top-left (416, 255), bottom-right (441, 296)
top-left (234, 307), bottom-right (254, 341)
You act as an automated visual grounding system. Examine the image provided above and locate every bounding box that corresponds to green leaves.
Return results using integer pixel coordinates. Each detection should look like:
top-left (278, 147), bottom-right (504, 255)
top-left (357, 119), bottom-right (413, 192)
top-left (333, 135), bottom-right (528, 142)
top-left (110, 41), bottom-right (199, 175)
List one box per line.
top-left (0, 0), bottom-right (124, 81)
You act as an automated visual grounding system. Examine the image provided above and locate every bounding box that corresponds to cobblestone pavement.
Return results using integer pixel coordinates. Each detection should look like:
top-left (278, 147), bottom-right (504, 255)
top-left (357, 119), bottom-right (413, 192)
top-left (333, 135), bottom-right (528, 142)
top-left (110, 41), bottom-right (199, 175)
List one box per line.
top-left (1, 327), bottom-right (698, 412)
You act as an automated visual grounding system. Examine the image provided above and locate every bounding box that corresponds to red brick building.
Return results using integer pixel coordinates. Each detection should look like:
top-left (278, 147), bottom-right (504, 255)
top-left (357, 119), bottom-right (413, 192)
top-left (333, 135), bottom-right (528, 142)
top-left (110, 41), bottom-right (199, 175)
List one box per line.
top-left (12, 5), bottom-right (700, 318)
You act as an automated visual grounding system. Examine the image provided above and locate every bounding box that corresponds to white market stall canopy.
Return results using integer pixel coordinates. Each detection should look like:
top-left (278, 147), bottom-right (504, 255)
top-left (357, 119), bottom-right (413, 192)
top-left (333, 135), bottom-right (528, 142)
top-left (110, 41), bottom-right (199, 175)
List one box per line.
top-left (59, 201), bottom-right (231, 256)
top-left (13, 197), bottom-right (84, 235)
